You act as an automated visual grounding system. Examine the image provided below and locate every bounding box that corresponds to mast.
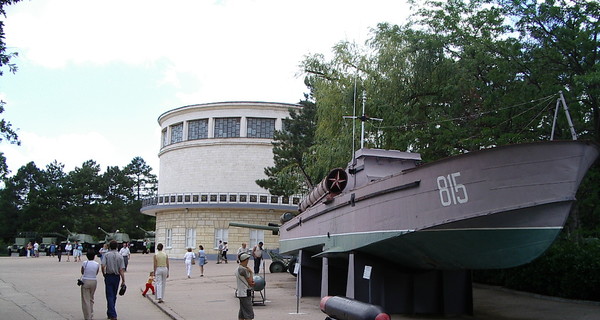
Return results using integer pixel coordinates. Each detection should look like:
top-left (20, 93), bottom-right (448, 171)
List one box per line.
top-left (551, 91), bottom-right (577, 140)
top-left (343, 91), bottom-right (383, 150)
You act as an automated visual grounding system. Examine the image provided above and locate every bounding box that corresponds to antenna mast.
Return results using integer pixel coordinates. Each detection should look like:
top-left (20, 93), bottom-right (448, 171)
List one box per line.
top-left (343, 91), bottom-right (383, 150)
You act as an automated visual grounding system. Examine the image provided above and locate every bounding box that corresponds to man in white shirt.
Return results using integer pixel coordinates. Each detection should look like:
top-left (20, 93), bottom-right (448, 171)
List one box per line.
top-left (119, 242), bottom-right (131, 271)
top-left (65, 242), bottom-right (73, 262)
top-left (252, 242), bottom-right (264, 274)
top-left (237, 243), bottom-right (250, 263)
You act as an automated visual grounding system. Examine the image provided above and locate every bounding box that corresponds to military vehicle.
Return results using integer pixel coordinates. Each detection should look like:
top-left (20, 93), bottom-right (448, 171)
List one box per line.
top-left (40, 233), bottom-right (67, 255)
top-left (7, 232), bottom-right (37, 256)
top-left (97, 227), bottom-right (131, 247)
top-left (130, 225), bottom-right (155, 253)
top-left (62, 226), bottom-right (99, 253)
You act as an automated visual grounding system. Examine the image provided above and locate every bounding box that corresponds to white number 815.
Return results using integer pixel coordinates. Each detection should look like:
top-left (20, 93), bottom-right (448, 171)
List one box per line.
top-left (437, 172), bottom-right (469, 206)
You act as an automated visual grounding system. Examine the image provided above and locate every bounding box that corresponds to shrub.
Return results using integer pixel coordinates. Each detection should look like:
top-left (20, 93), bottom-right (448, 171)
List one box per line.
top-left (473, 239), bottom-right (600, 301)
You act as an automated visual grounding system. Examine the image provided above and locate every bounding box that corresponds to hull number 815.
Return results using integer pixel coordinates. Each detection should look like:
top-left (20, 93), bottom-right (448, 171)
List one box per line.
top-left (437, 172), bottom-right (469, 206)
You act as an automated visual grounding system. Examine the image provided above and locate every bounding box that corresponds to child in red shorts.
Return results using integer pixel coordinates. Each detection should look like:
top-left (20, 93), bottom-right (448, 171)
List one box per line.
top-left (142, 271), bottom-right (155, 297)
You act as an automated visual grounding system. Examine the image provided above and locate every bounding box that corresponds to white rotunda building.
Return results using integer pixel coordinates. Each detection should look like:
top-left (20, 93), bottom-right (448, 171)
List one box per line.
top-left (141, 101), bottom-right (302, 257)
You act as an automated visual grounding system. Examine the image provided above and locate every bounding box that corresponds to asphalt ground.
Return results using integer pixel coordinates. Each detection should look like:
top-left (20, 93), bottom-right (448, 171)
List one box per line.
top-left (1, 253), bottom-right (599, 320)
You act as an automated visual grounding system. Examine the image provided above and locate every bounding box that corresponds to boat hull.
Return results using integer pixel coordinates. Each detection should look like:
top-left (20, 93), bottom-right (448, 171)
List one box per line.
top-left (280, 141), bottom-right (599, 270)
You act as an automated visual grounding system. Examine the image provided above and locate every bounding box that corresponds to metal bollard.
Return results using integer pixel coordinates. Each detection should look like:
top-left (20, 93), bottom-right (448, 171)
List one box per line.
top-left (320, 296), bottom-right (390, 320)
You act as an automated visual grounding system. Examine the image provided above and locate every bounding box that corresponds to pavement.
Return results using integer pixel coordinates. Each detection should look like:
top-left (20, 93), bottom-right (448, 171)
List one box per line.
top-left (1, 253), bottom-right (600, 320)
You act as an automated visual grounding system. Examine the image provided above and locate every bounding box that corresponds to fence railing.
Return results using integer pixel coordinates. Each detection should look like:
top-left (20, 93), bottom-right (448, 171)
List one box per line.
top-left (141, 192), bottom-right (302, 209)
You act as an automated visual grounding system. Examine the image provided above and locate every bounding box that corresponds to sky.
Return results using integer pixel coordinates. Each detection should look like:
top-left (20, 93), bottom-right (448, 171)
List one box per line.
top-left (1, 0), bottom-right (410, 178)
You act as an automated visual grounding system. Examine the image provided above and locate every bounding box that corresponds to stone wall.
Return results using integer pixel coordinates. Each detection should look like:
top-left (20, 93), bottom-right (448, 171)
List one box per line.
top-left (155, 207), bottom-right (284, 257)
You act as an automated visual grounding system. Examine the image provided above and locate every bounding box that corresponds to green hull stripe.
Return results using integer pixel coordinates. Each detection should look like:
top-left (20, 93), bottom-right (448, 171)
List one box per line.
top-left (281, 228), bottom-right (562, 269)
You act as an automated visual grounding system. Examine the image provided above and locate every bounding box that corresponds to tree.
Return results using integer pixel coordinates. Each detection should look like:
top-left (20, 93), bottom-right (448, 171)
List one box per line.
top-left (124, 156), bottom-right (157, 201)
top-left (35, 161), bottom-right (69, 232)
top-left (256, 97), bottom-right (317, 196)
top-left (300, 0), bottom-right (598, 170)
top-left (6, 162), bottom-right (45, 231)
top-left (295, 0), bottom-right (599, 236)
top-left (0, 0), bottom-right (23, 179)
top-left (495, 0), bottom-right (600, 142)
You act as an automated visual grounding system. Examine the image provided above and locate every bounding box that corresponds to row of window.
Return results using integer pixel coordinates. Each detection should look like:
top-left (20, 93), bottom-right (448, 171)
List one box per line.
top-left (162, 117), bottom-right (277, 147)
top-left (142, 193), bottom-right (301, 207)
top-left (163, 228), bottom-right (265, 250)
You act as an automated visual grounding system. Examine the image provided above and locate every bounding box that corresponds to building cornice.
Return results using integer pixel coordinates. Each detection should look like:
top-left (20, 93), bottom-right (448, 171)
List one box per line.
top-left (158, 101), bottom-right (302, 124)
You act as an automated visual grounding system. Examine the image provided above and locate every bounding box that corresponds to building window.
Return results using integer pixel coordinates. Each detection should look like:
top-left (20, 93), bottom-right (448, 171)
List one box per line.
top-left (214, 229), bottom-right (229, 249)
top-left (165, 228), bottom-right (173, 248)
top-left (185, 228), bottom-right (196, 249)
top-left (247, 118), bottom-right (275, 138)
top-left (161, 128), bottom-right (168, 147)
top-left (170, 123), bottom-right (183, 144)
top-left (188, 119), bottom-right (208, 140)
top-left (249, 230), bottom-right (264, 249)
top-left (214, 117), bottom-right (240, 138)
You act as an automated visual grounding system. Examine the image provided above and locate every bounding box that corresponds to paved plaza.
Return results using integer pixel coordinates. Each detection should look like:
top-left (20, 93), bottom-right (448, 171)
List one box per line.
top-left (1, 253), bottom-right (599, 320)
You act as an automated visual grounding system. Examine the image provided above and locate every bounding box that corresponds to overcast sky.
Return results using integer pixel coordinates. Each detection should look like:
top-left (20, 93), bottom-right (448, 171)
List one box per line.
top-left (1, 0), bottom-right (410, 178)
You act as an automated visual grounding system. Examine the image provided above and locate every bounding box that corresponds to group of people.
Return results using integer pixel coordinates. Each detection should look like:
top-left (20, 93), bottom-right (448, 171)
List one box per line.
top-left (183, 245), bottom-right (208, 278)
top-left (40, 241), bottom-right (85, 262)
top-left (78, 240), bottom-right (125, 320)
top-left (76, 240), bottom-right (265, 320)
top-left (77, 240), bottom-right (170, 320)
top-left (24, 241), bottom-right (39, 258)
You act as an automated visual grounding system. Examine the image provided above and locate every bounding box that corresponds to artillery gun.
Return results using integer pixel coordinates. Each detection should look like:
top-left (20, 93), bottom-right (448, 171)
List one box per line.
top-left (62, 226), bottom-right (99, 253)
top-left (229, 212), bottom-right (297, 275)
top-left (97, 227), bottom-right (131, 247)
top-left (130, 225), bottom-right (156, 253)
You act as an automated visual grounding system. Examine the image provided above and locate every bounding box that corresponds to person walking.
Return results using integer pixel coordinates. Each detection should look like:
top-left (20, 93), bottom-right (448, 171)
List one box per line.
top-left (222, 241), bottom-right (229, 263)
top-left (56, 243), bottom-right (62, 262)
top-left (153, 243), bottom-right (169, 303)
top-left (141, 271), bottom-right (155, 297)
top-left (183, 248), bottom-right (196, 278)
top-left (217, 240), bottom-right (223, 264)
top-left (74, 241), bottom-right (83, 262)
top-left (33, 241), bottom-right (39, 258)
top-left (119, 242), bottom-right (131, 271)
top-left (197, 245), bottom-right (207, 276)
top-left (65, 241), bottom-right (72, 262)
top-left (236, 253), bottom-right (255, 320)
top-left (98, 243), bottom-right (109, 261)
top-left (80, 251), bottom-right (100, 320)
top-left (237, 243), bottom-right (250, 263)
top-left (49, 242), bottom-right (56, 257)
top-left (252, 242), bottom-right (264, 274)
top-left (101, 240), bottom-right (126, 320)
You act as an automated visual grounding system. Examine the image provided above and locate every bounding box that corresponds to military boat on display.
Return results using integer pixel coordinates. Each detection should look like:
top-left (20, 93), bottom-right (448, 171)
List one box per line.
top-left (279, 140), bottom-right (599, 270)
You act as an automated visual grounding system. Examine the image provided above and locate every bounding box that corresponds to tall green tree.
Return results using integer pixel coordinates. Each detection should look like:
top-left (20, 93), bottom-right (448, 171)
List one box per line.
top-left (495, 0), bottom-right (600, 142)
top-left (124, 156), bottom-right (157, 201)
top-left (302, 0), bottom-right (598, 169)
top-left (297, 0), bottom-right (599, 234)
top-left (0, 0), bottom-right (22, 179)
top-left (7, 162), bottom-right (44, 231)
top-left (35, 161), bottom-right (69, 232)
top-left (256, 97), bottom-right (317, 196)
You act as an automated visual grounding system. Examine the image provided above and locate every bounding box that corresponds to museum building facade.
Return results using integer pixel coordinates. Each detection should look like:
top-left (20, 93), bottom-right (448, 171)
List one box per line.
top-left (140, 101), bottom-right (302, 257)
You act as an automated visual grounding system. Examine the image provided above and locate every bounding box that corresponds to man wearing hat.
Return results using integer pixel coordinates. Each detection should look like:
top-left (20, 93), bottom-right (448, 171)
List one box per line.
top-left (235, 253), bottom-right (255, 320)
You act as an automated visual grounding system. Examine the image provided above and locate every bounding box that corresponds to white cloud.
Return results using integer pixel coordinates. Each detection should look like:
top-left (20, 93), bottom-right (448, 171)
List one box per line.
top-left (6, 0), bottom-right (409, 102)
top-left (2, 0), bottom-right (410, 177)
